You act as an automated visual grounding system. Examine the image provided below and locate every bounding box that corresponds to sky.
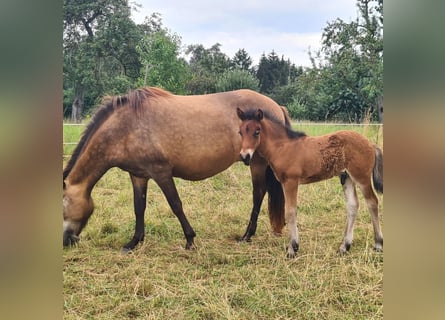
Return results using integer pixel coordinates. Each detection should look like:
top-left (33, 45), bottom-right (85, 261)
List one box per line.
top-left (131, 0), bottom-right (359, 67)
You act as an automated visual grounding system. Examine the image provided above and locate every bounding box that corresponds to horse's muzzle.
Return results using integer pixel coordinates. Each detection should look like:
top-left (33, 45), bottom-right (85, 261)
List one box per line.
top-left (240, 153), bottom-right (251, 166)
top-left (63, 229), bottom-right (80, 247)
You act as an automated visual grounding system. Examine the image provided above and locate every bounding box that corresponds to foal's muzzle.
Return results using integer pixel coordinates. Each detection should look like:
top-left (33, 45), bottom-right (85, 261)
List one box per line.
top-left (240, 152), bottom-right (252, 166)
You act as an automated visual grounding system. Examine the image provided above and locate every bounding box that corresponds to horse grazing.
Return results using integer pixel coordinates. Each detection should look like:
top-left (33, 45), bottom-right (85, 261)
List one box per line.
top-left (63, 87), bottom-right (290, 251)
top-left (236, 108), bottom-right (383, 257)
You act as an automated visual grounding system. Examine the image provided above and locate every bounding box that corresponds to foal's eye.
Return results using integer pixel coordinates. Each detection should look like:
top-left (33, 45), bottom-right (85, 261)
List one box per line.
top-left (254, 129), bottom-right (260, 137)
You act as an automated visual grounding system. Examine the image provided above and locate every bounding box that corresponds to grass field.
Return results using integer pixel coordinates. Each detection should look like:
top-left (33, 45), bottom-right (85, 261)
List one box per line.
top-left (63, 122), bottom-right (383, 319)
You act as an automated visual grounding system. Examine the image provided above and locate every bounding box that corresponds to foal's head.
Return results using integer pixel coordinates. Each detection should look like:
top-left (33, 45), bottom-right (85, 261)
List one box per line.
top-left (236, 108), bottom-right (264, 165)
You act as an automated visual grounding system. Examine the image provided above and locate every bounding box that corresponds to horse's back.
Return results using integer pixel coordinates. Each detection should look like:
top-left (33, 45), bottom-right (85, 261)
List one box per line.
top-left (109, 89), bottom-right (284, 180)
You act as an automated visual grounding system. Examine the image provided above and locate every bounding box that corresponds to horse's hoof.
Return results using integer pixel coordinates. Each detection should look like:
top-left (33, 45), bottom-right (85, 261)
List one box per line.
top-left (237, 236), bottom-right (252, 243)
top-left (185, 242), bottom-right (196, 250)
top-left (121, 247), bottom-right (133, 254)
top-left (286, 251), bottom-right (297, 259)
top-left (373, 246), bottom-right (383, 252)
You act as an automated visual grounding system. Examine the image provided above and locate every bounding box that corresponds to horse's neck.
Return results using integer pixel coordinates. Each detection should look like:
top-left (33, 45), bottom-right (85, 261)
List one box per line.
top-left (65, 150), bottom-right (110, 196)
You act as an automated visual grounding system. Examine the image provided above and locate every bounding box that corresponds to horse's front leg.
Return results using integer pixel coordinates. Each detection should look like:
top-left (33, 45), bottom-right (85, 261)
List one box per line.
top-left (154, 172), bottom-right (196, 250)
top-left (283, 179), bottom-right (299, 258)
top-left (122, 174), bottom-right (148, 252)
top-left (239, 154), bottom-right (268, 242)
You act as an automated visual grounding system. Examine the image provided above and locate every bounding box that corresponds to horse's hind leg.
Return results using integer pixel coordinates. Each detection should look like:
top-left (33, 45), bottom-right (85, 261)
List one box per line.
top-left (358, 181), bottom-right (383, 252)
top-left (339, 172), bottom-right (359, 254)
top-left (283, 180), bottom-right (299, 258)
top-left (123, 174), bottom-right (148, 252)
top-left (154, 173), bottom-right (196, 250)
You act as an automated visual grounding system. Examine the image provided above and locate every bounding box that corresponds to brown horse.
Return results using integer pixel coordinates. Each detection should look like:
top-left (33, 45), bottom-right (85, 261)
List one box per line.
top-left (63, 87), bottom-right (290, 251)
top-left (236, 108), bottom-right (383, 257)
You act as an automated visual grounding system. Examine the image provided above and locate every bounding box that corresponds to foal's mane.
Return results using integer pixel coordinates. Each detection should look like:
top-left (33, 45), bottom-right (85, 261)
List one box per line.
top-left (63, 87), bottom-right (172, 182)
top-left (243, 108), bottom-right (306, 139)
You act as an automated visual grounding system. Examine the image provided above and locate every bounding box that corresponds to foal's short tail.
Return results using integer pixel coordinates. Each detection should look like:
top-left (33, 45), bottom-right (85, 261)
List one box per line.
top-left (373, 147), bottom-right (383, 194)
top-left (266, 166), bottom-right (285, 234)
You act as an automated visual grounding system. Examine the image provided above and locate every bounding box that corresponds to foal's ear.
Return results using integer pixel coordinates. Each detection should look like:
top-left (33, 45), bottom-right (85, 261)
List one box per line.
top-left (255, 109), bottom-right (264, 121)
top-left (236, 107), bottom-right (245, 120)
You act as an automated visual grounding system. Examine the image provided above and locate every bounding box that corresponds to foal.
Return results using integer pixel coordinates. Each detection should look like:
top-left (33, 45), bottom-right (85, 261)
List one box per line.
top-left (237, 108), bottom-right (383, 257)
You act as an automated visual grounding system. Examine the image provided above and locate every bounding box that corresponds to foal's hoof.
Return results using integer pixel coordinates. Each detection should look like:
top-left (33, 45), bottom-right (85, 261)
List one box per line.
top-left (286, 240), bottom-right (299, 258)
top-left (338, 242), bottom-right (351, 255)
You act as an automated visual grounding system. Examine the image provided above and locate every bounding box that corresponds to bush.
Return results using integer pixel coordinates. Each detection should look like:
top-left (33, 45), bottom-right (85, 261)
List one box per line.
top-left (215, 69), bottom-right (259, 92)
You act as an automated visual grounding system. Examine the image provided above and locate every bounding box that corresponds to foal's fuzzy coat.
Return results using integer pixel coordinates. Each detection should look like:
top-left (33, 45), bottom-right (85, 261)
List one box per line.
top-left (237, 108), bottom-right (383, 257)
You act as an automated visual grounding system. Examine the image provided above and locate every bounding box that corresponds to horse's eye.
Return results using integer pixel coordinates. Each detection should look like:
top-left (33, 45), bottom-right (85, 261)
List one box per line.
top-left (254, 129), bottom-right (260, 137)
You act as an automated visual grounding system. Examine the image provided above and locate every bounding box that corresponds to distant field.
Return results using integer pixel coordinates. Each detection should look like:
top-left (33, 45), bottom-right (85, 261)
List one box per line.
top-left (63, 122), bottom-right (383, 319)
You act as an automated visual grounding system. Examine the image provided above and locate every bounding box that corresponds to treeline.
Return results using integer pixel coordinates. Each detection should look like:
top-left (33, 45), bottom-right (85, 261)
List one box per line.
top-left (63, 0), bottom-right (383, 123)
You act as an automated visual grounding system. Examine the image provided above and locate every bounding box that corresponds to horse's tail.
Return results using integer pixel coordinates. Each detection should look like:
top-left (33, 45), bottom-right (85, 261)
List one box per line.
top-left (266, 165), bottom-right (285, 235)
top-left (372, 146), bottom-right (383, 194)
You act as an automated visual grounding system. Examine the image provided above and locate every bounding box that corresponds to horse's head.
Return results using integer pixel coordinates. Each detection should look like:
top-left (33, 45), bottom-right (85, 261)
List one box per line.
top-left (63, 182), bottom-right (94, 247)
top-left (236, 107), bottom-right (264, 165)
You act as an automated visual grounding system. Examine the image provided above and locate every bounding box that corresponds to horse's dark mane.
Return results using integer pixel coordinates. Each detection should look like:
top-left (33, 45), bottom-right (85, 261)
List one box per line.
top-left (63, 87), bottom-right (172, 182)
top-left (242, 109), bottom-right (306, 140)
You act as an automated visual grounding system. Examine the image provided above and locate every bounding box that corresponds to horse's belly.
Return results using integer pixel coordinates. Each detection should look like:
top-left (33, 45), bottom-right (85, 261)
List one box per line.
top-left (172, 153), bottom-right (238, 181)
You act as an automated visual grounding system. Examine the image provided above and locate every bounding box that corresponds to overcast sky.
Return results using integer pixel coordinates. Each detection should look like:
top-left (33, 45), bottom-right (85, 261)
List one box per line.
top-left (131, 0), bottom-right (359, 67)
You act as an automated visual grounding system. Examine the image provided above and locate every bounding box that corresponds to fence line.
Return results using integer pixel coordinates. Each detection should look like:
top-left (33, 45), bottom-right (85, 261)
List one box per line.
top-left (292, 122), bottom-right (383, 126)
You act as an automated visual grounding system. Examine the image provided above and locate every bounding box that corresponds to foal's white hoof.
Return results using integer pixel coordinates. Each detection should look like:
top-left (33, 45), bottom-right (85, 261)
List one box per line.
top-left (338, 241), bottom-right (352, 255)
top-left (373, 245), bottom-right (383, 252)
top-left (286, 240), bottom-right (299, 258)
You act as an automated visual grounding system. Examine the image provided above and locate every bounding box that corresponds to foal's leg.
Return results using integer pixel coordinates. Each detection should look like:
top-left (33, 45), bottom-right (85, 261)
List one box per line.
top-left (283, 180), bottom-right (299, 258)
top-left (239, 155), bottom-right (267, 242)
top-left (123, 174), bottom-right (148, 252)
top-left (339, 173), bottom-right (359, 254)
top-left (154, 172), bottom-right (196, 250)
top-left (358, 182), bottom-right (383, 252)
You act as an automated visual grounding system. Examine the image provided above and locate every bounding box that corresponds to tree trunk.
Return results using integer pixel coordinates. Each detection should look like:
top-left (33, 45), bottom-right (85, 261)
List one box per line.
top-left (377, 95), bottom-right (383, 123)
top-left (71, 93), bottom-right (84, 123)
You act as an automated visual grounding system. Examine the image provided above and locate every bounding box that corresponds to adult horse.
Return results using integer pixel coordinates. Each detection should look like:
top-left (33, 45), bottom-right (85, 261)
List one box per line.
top-left (63, 87), bottom-right (288, 251)
top-left (237, 108), bottom-right (383, 257)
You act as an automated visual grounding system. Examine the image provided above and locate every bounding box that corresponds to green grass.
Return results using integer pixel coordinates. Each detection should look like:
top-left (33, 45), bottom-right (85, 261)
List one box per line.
top-left (63, 122), bottom-right (86, 156)
top-left (63, 123), bottom-right (383, 319)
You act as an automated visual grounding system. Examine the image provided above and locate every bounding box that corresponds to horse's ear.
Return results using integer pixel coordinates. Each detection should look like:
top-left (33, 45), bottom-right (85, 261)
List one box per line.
top-left (236, 107), bottom-right (245, 120)
top-left (255, 109), bottom-right (264, 121)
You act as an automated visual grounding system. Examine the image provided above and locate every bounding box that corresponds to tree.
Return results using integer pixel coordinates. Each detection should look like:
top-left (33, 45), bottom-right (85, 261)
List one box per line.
top-left (231, 49), bottom-right (253, 72)
top-left (63, 0), bottom-right (143, 121)
top-left (256, 50), bottom-right (295, 94)
top-left (185, 43), bottom-right (231, 94)
top-left (136, 30), bottom-right (191, 94)
top-left (294, 0), bottom-right (383, 122)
